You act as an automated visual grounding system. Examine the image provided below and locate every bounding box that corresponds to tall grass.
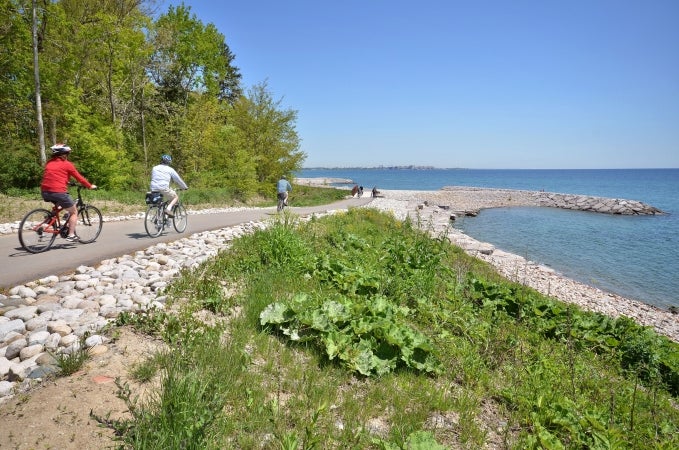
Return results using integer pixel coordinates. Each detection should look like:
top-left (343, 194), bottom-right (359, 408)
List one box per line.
top-left (108, 209), bottom-right (679, 449)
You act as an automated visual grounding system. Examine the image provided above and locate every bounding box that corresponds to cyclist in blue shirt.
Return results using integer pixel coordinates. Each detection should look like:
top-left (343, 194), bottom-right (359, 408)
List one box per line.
top-left (277, 175), bottom-right (292, 206)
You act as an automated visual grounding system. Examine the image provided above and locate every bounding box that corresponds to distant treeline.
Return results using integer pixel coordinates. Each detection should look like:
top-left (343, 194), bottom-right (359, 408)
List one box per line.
top-left (2, 1), bottom-right (304, 197)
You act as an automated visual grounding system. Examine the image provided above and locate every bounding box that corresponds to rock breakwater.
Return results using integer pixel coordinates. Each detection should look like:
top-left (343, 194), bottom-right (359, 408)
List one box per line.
top-left (438, 186), bottom-right (665, 216)
top-left (533, 191), bottom-right (664, 215)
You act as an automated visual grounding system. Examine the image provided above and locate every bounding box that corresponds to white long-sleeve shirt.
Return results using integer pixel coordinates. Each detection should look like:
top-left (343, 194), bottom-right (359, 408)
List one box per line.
top-left (150, 164), bottom-right (188, 191)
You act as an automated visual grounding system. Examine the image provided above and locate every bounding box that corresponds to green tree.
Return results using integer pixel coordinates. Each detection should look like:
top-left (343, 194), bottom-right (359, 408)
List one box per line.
top-left (1, 0), bottom-right (40, 143)
top-left (149, 4), bottom-right (241, 107)
top-left (229, 82), bottom-right (306, 192)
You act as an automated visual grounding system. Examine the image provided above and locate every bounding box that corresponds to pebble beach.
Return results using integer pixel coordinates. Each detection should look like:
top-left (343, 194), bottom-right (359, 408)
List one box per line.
top-left (0, 184), bottom-right (677, 402)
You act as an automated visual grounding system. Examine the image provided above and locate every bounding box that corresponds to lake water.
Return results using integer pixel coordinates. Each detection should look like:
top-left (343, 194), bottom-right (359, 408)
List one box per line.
top-left (299, 168), bottom-right (679, 310)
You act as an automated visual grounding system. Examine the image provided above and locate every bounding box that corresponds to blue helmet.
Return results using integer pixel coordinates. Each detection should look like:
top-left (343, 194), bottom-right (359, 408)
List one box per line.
top-left (161, 154), bottom-right (172, 164)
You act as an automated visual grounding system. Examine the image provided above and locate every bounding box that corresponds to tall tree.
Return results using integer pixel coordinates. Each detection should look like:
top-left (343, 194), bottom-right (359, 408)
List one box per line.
top-left (229, 82), bottom-right (305, 189)
top-left (148, 4), bottom-right (241, 107)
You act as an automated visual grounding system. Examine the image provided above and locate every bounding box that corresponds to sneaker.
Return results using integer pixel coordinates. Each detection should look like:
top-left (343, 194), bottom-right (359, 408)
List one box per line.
top-left (65, 234), bottom-right (80, 242)
top-left (164, 209), bottom-right (174, 218)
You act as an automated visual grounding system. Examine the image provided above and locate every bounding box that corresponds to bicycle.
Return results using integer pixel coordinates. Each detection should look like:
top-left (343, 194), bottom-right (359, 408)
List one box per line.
top-left (18, 183), bottom-right (103, 253)
top-left (277, 192), bottom-right (289, 212)
top-left (144, 190), bottom-right (187, 237)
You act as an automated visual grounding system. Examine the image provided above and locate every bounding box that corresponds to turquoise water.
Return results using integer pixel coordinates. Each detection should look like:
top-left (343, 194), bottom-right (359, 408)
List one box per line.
top-left (299, 168), bottom-right (679, 310)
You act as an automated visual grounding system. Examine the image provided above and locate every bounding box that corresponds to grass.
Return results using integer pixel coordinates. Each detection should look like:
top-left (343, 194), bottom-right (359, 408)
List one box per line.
top-left (0, 184), bottom-right (347, 224)
top-left (105, 209), bottom-right (679, 449)
top-left (52, 334), bottom-right (92, 376)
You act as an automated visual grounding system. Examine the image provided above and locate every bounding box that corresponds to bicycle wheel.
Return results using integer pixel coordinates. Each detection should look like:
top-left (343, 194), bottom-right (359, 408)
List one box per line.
top-left (172, 203), bottom-right (188, 233)
top-left (77, 205), bottom-right (103, 243)
top-left (277, 196), bottom-right (285, 212)
top-left (18, 208), bottom-right (58, 253)
top-left (144, 205), bottom-right (164, 237)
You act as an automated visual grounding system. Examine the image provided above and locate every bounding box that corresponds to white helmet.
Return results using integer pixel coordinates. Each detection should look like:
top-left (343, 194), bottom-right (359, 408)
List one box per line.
top-left (51, 144), bottom-right (72, 155)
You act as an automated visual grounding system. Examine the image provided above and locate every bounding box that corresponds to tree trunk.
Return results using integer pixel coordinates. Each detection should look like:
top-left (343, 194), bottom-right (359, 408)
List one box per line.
top-left (141, 81), bottom-right (148, 174)
top-left (32, 0), bottom-right (46, 165)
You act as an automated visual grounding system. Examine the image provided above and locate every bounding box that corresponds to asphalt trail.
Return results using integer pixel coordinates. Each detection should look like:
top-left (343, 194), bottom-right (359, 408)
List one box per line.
top-left (1, 197), bottom-right (372, 291)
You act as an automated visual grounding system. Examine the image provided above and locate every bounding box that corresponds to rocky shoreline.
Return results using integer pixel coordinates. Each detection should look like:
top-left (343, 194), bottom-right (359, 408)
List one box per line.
top-left (0, 187), bottom-right (676, 403)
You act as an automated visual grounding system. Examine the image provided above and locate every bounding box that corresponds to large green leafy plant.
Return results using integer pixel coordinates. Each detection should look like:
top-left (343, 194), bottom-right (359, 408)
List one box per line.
top-left (260, 293), bottom-right (441, 376)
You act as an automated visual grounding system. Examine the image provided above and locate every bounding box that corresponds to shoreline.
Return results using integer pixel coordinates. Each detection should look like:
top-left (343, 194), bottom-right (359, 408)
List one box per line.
top-left (363, 188), bottom-right (678, 342)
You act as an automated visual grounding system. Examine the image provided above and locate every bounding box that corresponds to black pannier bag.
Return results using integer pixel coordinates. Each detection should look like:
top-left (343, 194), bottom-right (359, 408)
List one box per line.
top-left (145, 191), bottom-right (162, 204)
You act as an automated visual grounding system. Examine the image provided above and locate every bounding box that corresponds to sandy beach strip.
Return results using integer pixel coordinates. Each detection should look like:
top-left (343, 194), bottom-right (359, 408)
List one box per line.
top-left (355, 187), bottom-right (679, 343)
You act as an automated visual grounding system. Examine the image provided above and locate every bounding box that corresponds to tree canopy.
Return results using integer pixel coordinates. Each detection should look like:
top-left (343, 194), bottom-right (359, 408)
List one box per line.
top-left (1, 0), bottom-right (305, 194)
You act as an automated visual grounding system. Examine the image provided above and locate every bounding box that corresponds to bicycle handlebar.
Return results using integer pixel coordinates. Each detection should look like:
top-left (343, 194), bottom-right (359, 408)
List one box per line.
top-left (67, 182), bottom-right (98, 190)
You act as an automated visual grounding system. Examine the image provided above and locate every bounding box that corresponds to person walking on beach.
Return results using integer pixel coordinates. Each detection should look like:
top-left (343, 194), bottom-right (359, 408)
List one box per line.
top-left (40, 144), bottom-right (97, 242)
top-left (277, 175), bottom-right (292, 206)
top-left (150, 154), bottom-right (188, 217)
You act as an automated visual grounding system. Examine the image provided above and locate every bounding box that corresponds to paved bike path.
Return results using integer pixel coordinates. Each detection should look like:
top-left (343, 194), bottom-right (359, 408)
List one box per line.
top-left (0, 197), bottom-right (373, 291)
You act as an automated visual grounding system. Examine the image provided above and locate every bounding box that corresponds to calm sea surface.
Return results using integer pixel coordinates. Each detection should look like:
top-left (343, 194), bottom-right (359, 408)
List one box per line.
top-left (299, 168), bottom-right (679, 310)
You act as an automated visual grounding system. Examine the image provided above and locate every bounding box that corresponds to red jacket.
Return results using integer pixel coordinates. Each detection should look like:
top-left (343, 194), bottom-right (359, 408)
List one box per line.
top-left (40, 157), bottom-right (93, 193)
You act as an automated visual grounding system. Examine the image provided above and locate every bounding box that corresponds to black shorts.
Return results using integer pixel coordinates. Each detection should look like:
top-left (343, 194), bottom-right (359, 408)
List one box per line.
top-left (41, 191), bottom-right (75, 209)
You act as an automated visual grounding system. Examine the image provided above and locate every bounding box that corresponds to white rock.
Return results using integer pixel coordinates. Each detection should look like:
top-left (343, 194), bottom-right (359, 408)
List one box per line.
top-left (19, 344), bottom-right (43, 361)
top-left (0, 380), bottom-right (14, 397)
top-left (4, 306), bottom-right (38, 321)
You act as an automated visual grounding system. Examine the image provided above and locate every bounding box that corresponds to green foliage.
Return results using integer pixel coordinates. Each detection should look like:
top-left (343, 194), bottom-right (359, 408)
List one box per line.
top-left (151, 4), bottom-right (241, 104)
top-left (130, 353), bottom-right (162, 383)
top-left (375, 430), bottom-right (447, 450)
top-left (116, 307), bottom-right (179, 342)
top-left (61, 103), bottom-right (136, 189)
top-left (1, 144), bottom-right (43, 191)
top-left (228, 217), bottom-right (312, 273)
top-left (0, 0), bottom-right (34, 141)
top-left (286, 184), bottom-right (347, 207)
top-left (230, 82), bottom-right (306, 190)
top-left (469, 275), bottom-right (679, 396)
top-left (260, 293), bottom-right (441, 376)
top-left (52, 334), bottom-right (91, 376)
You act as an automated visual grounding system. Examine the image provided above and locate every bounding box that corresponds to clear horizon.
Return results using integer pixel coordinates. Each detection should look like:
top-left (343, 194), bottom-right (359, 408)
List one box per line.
top-left (163, 0), bottom-right (679, 170)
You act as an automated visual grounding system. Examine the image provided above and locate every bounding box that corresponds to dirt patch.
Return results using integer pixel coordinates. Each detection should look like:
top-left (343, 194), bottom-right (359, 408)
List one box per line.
top-left (0, 328), bottom-right (162, 450)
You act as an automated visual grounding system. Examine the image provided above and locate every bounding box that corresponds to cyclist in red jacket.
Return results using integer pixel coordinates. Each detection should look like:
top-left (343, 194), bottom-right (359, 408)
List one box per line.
top-left (40, 144), bottom-right (97, 242)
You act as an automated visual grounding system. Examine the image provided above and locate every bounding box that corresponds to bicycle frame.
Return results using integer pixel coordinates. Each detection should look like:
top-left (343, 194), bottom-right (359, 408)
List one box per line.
top-left (28, 205), bottom-right (66, 237)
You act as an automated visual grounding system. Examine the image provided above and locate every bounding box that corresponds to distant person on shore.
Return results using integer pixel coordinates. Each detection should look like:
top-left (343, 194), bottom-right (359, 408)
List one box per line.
top-left (277, 175), bottom-right (292, 205)
top-left (358, 186), bottom-right (364, 197)
top-left (372, 186), bottom-right (380, 197)
top-left (351, 185), bottom-right (359, 197)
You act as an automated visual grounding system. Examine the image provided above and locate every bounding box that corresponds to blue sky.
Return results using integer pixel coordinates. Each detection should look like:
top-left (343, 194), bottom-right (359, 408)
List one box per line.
top-left (163, 0), bottom-right (679, 169)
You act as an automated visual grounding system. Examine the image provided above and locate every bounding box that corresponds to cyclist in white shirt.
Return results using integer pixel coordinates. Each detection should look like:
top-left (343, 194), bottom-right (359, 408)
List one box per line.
top-left (150, 154), bottom-right (188, 217)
